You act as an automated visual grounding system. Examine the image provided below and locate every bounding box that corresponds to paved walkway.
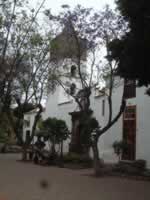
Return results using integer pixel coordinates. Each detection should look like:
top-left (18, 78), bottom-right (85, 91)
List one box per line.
top-left (0, 154), bottom-right (150, 200)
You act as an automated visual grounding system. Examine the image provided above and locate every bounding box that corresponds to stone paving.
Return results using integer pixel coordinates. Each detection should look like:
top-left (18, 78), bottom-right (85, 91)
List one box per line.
top-left (0, 154), bottom-right (150, 200)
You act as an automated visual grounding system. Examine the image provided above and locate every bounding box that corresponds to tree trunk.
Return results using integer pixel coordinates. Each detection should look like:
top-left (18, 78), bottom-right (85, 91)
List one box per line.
top-left (51, 143), bottom-right (56, 155)
top-left (22, 145), bottom-right (28, 161)
top-left (58, 141), bottom-right (64, 168)
top-left (60, 141), bottom-right (63, 159)
top-left (92, 141), bottom-right (104, 176)
top-left (29, 104), bottom-right (43, 143)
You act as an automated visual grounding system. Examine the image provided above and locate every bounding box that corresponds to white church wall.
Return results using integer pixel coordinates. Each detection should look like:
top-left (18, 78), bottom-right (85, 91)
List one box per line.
top-left (23, 75), bottom-right (150, 168)
top-left (95, 80), bottom-right (150, 168)
top-left (43, 89), bottom-right (60, 120)
top-left (135, 87), bottom-right (150, 168)
top-left (23, 111), bottom-right (38, 144)
top-left (96, 81), bottom-right (125, 163)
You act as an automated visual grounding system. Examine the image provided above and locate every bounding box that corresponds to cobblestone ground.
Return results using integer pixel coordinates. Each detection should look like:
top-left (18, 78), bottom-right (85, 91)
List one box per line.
top-left (0, 154), bottom-right (150, 200)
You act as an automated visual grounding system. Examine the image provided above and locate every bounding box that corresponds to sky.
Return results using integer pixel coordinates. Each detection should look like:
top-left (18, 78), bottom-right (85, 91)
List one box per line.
top-left (30, 0), bottom-right (115, 13)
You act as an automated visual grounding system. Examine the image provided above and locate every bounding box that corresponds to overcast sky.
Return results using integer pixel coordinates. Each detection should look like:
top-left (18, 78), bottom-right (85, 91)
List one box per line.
top-left (30, 0), bottom-right (115, 13)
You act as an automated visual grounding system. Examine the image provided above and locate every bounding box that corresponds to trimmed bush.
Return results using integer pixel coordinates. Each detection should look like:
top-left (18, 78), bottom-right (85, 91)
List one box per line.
top-left (132, 159), bottom-right (146, 170)
top-left (63, 153), bottom-right (92, 165)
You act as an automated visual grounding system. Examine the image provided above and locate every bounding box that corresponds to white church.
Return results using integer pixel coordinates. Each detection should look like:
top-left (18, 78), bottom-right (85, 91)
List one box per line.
top-left (23, 28), bottom-right (150, 168)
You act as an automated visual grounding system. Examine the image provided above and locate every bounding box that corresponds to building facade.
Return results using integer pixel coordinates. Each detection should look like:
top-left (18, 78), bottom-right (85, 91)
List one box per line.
top-left (23, 26), bottom-right (150, 168)
top-left (43, 76), bottom-right (150, 168)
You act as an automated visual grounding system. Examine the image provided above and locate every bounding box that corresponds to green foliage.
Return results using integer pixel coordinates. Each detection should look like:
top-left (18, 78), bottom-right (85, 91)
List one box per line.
top-left (88, 117), bottom-right (99, 130)
top-left (0, 128), bottom-right (8, 143)
top-left (39, 117), bottom-right (70, 144)
top-left (63, 153), bottom-right (92, 164)
top-left (109, 0), bottom-right (150, 86)
top-left (63, 153), bottom-right (81, 163)
top-left (0, 113), bottom-right (10, 143)
top-left (80, 115), bottom-right (99, 145)
top-left (132, 159), bottom-right (146, 170)
top-left (112, 140), bottom-right (128, 156)
top-left (50, 39), bottom-right (60, 52)
top-left (0, 0), bottom-right (57, 147)
top-left (30, 33), bottom-right (43, 46)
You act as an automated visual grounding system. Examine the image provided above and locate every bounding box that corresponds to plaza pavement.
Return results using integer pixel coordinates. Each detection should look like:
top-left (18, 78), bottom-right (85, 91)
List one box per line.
top-left (0, 154), bottom-right (149, 200)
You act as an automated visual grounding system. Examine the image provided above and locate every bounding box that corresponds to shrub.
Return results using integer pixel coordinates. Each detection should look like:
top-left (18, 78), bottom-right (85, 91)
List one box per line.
top-left (63, 153), bottom-right (81, 163)
top-left (112, 140), bottom-right (128, 161)
top-left (63, 153), bottom-right (92, 165)
top-left (132, 159), bottom-right (146, 170)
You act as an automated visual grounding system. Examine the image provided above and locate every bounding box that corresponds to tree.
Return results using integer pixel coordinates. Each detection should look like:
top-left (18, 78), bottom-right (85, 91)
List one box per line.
top-left (108, 0), bottom-right (150, 87)
top-left (0, 112), bottom-right (10, 144)
top-left (0, 0), bottom-right (57, 160)
top-left (39, 117), bottom-right (70, 158)
top-left (45, 5), bottom-right (126, 175)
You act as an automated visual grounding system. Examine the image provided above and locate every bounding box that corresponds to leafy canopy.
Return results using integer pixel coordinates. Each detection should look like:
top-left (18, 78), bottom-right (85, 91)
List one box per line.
top-left (108, 0), bottom-right (150, 86)
top-left (39, 117), bottom-right (70, 144)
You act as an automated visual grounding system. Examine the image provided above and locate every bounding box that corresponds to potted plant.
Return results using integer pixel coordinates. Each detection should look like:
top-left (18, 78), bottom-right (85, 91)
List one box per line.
top-left (112, 140), bottom-right (128, 162)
